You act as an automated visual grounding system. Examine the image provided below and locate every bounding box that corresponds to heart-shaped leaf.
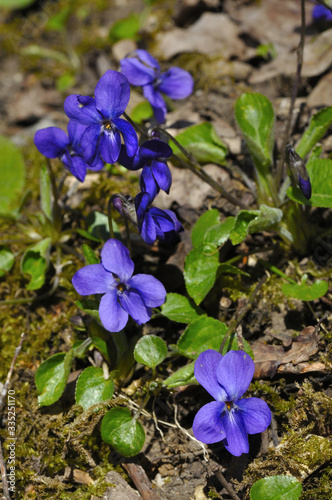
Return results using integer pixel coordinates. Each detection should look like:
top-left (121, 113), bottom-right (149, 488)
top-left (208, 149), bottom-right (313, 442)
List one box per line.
top-left (282, 275), bottom-right (328, 301)
top-left (36, 350), bottom-right (74, 407)
top-left (177, 317), bottom-right (228, 359)
top-left (134, 335), bottom-right (167, 368)
top-left (101, 407), bottom-right (145, 457)
top-left (184, 244), bottom-right (220, 305)
top-left (163, 361), bottom-right (196, 388)
top-left (161, 293), bottom-right (204, 323)
top-left (250, 475), bottom-right (302, 500)
top-left (75, 366), bottom-right (114, 411)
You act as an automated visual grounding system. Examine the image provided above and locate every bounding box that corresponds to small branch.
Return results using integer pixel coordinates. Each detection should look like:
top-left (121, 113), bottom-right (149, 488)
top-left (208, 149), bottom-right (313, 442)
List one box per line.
top-left (122, 462), bottom-right (161, 500)
top-left (219, 274), bottom-right (268, 354)
top-left (211, 464), bottom-right (241, 500)
top-left (0, 439), bottom-right (11, 500)
top-left (0, 333), bottom-right (25, 414)
top-left (276, 0), bottom-right (306, 187)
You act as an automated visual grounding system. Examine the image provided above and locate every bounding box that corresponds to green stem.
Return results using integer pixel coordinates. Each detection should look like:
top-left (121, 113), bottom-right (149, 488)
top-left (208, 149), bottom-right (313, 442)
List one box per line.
top-left (133, 393), bottom-right (150, 421)
top-left (107, 196), bottom-right (115, 239)
top-left (258, 259), bottom-right (297, 284)
top-left (46, 158), bottom-right (62, 234)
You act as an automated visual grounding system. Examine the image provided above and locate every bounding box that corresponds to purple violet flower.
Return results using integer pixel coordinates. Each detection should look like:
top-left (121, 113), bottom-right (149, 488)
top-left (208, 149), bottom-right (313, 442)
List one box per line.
top-left (34, 121), bottom-right (103, 181)
top-left (72, 239), bottom-right (166, 332)
top-left (64, 70), bottom-right (138, 166)
top-left (135, 192), bottom-right (183, 245)
top-left (192, 349), bottom-right (271, 457)
top-left (286, 145), bottom-right (312, 200)
top-left (118, 139), bottom-right (173, 201)
top-left (312, 4), bottom-right (332, 22)
top-left (120, 49), bottom-right (194, 124)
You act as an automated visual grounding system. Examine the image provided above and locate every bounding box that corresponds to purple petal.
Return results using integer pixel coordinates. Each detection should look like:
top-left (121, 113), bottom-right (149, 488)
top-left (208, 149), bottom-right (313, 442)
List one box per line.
top-left (118, 288), bottom-right (151, 325)
top-left (313, 4), bottom-right (332, 21)
top-left (94, 70), bottom-right (130, 119)
top-left (149, 208), bottom-right (176, 233)
top-left (67, 121), bottom-right (87, 152)
top-left (216, 350), bottom-right (255, 402)
top-left (140, 166), bottom-right (159, 201)
top-left (192, 401), bottom-right (226, 444)
top-left (127, 274), bottom-right (166, 307)
top-left (222, 409), bottom-right (249, 456)
top-left (135, 49), bottom-right (160, 70)
top-left (140, 212), bottom-right (157, 245)
top-left (139, 139), bottom-right (172, 161)
top-left (143, 85), bottom-right (166, 112)
top-left (135, 192), bottom-right (151, 222)
top-left (163, 209), bottom-right (183, 233)
top-left (194, 350), bottom-right (225, 401)
top-left (159, 67), bottom-right (194, 99)
top-left (112, 118), bottom-right (138, 157)
top-left (80, 125), bottom-right (102, 167)
top-left (236, 398), bottom-right (271, 435)
top-left (64, 95), bottom-right (102, 125)
top-left (118, 145), bottom-right (143, 171)
top-left (151, 160), bottom-right (172, 193)
top-left (101, 239), bottom-right (134, 282)
top-left (88, 156), bottom-right (104, 171)
top-left (99, 290), bottom-right (129, 332)
top-left (62, 152), bottom-right (87, 182)
top-left (34, 127), bottom-right (69, 158)
top-left (120, 56), bottom-right (156, 86)
top-left (298, 175), bottom-right (311, 200)
top-left (100, 129), bottom-right (121, 164)
top-left (72, 263), bottom-right (115, 295)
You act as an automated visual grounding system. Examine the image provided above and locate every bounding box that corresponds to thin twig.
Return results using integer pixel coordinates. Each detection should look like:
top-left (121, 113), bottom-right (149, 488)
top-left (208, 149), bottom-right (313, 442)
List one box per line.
top-left (219, 274), bottom-right (268, 354)
top-left (0, 333), bottom-right (25, 414)
top-left (0, 439), bottom-right (10, 500)
top-left (276, 0), bottom-right (306, 187)
top-left (211, 465), bottom-right (241, 500)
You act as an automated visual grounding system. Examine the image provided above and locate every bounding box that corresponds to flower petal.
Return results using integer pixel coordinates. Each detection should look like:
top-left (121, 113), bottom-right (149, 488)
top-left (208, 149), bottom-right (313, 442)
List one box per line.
top-left (194, 350), bottom-right (225, 401)
top-left (151, 160), bottom-right (172, 193)
top-left (80, 124), bottom-right (102, 167)
top-left (298, 175), bottom-right (311, 200)
top-left (117, 145), bottom-right (142, 171)
top-left (62, 152), bottom-right (87, 182)
top-left (64, 95), bottom-right (102, 125)
top-left (192, 401), bottom-right (226, 444)
top-left (101, 239), bottom-right (134, 282)
top-left (216, 350), bottom-right (255, 402)
top-left (120, 55), bottom-right (156, 86)
top-left (34, 127), bottom-right (69, 158)
top-left (139, 139), bottom-right (172, 161)
top-left (100, 129), bottom-right (121, 164)
top-left (112, 118), bottom-right (138, 157)
top-left (222, 409), bottom-right (249, 456)
top-left (140, 166), bottom-right (159, 201)
top-left (94, 70), bottom-right (130, 119)
top-left (135, 192), bottom-right (151, 222)
top-left (143, 85), bottom-right (166, 112)
top-left (99, 290), bottom-right (129, 332)
top-left (235, 397), bottom-right (271, 435)
top-left (163, 209), bottom-right (183, 233)
top-left (149, 208), bottom-right (176, 233)
top-left (127, 274), bottom-right (166, 307)
top-left (72, 263), bottom-right (115, 295)
top-left (118, 288), bottom-right (151, 325)
top-left (135, 49), bottom-right (159, 70)
top-left (67, 121), bottom-right (87, 153)
top-left (159, 67), bottom-right (194, 99)
top-left (140, 212), bottom-right (157, 245)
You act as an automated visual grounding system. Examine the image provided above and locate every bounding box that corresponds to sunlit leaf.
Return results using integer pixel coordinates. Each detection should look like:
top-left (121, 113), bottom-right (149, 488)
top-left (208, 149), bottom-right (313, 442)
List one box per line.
top-left (296, 107), bottom-right (332, 159)
top-left (177, 317), bottom-right (228, 359)
top-left (282, 275), bottom-right (328, 301)
top-left (101, 407), bottom-right (145, 457)
top-left (184, 244), bottom-right (220, 305)
top-left (250, 475), bottom-right (302, 500)
top-left (36, 350), bottom-right (74, 407)
top-left (163, 361), bottom-right (196, 388)
top-left (75, 366), bottom-right (114, 411)
top-left (0, 135), bottom-right (26, 218)
top-left (230, 205), bottom-right (283, 245)
top-left (161, 293), bottom-right (204, 323)
top-left (134, 335), bottom-right (167, 368)
top-left (0, 246), bottom-right (15, 277)
top-left (21, 237), bottom-right (51, 290)
top-left (287, 158), bottom-right (332, 208)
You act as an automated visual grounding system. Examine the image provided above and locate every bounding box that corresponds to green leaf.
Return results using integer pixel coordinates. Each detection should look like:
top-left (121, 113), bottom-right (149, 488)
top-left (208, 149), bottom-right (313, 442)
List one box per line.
top-left (21, 237), bottom-right (52, 290)
top-left (184, 244), bottom-right (220, 305)
top-left (287, 158), bottom-right (332, 208)
top-left (40, 164), bottom-right (52, 221)
top-left (82, 244), bottom-right (100, 264)
top-left (235, 93), bottom-right (275, 170)
top-left (134, 335), bottom-right (167, 368)
top-left (109, 13), bottom-right (141, 41)
top-left (250, 475), bottom-right (302, 500)
top-left (222, 332), bottom-right (254, 358)
top-left (0, 0), bottom-right (35, 8)
top-left (85, 211), bottom-right (119, 241)
top-left (0, 246), bottom-right (15, 277)
top-left (191, 210), bottom-right (235, 249)
top-left (101, 407), bottom-right (145, 457)
top-left (90, 337), bottom-right (111, 364)
top-left (130, 101), bottom-right (153, 124)
top-left (177, 317), bottom-right (228, 359)
top-left (0, 135), bottom-right (26, 217)
top-left (218, 263), bottom-right (250, 278)
top-left (230, 205), bottom-right (283, 245)
top-left (75, 367), bottom-right (114, 411)
top-left (21, 45), bottom-right (71, 66)
top-left (76, 299), bottom-right (102, 325)
top-left (36, 350), bottom-right (74, 407)
top-left (170, 123), bottom-right (228, 165)
top-left (161, 293), bottom-right (204, 323)
top-left (282, 275), bottom-right (328, 301)
top-left (296, 107), bottom-right (332, 159)
top-left (163, 361), bottom-right (196, 388)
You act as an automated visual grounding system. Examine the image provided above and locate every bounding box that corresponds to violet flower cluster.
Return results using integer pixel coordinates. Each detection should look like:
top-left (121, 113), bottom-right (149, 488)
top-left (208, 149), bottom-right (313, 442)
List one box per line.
top-left (34, 50), bottom-right (189, 245)
top-left (193, 349), bottom-right (271, 457)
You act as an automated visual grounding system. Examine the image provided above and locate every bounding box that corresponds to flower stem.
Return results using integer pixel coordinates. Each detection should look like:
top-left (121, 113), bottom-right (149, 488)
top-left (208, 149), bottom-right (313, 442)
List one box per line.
top-left (107, 196), bottom-right (115, 239)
